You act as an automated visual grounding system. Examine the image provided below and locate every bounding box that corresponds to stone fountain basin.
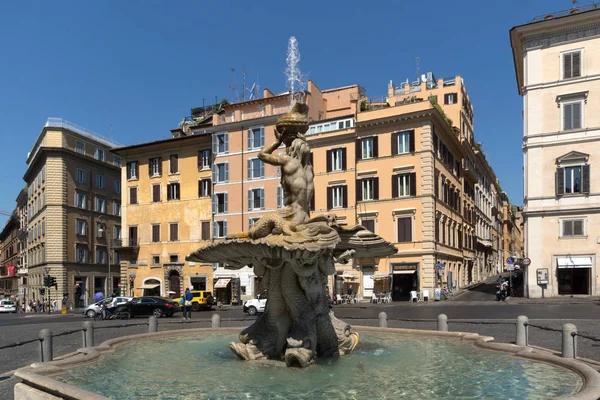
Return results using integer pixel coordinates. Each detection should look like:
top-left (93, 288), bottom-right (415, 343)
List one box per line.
top-left (13, 327), bottom-right (600, 400)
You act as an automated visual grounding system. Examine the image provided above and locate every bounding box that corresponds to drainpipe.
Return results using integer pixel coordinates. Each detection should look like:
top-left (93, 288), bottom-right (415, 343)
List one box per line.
top-left (241, 125), bottom-right (245, 231)
top-left (432, 124), bottom-right (438, 290)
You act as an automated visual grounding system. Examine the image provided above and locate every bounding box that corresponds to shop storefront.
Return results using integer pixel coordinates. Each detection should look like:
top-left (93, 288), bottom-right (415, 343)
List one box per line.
top-left (556, 256), bottom-right (593, 295)
top-left (390, 263), bottom-right (418, 301)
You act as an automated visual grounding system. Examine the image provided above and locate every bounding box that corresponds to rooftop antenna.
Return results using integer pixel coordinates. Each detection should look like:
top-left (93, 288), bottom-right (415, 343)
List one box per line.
top-left (572, 0), bottom-right (578, 8)
top-left (230, 68), bottom-right (240, 102)
top-left (416, 56), bottom-right (420, 81)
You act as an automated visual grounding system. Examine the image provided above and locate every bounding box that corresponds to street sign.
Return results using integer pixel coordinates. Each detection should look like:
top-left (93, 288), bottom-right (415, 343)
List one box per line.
top-left (506, 257), bottom-right (514, 264)
top-left (522, 258), bottom-right (531, 266)
top-left (505, 265), bottom-right (515, 271)
top-left (44, 267), bottom-right (50, 275)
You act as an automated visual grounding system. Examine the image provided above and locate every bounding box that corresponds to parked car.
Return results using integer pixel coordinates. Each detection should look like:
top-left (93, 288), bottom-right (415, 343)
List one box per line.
top-left (82, 297), bottom-right (132, 318)
top-left (173, 291), bottom-right (214, 311)
top-left (126, 296), bottom-right (180, 318)
top-left (243, 293), bottom-right (267, 316)
top-left (0, 300), bottom-right (17, 313)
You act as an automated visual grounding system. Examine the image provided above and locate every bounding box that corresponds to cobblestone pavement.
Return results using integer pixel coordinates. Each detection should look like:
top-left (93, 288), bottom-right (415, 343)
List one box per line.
top-left (0, 307), bottom-right (598, 399)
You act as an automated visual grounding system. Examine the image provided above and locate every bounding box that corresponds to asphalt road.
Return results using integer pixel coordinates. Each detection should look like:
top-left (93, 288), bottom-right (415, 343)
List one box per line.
top-left (0, 302), bottom-right (599, 400)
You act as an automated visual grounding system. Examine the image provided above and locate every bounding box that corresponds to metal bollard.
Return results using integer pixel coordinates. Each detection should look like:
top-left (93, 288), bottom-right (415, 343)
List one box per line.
top-left (39, 329), bottom-right (53, 362)
top-left (378, 312), bottom-right (388, 328)
top-left (82, 321), bottom-right (94, 348)
top-left (148, 316), bottom-right (158, 333)
top-left (562, 323), bottom-right (577, 358)
top-left (211, 313), bottom-right (221, 328)
top-left (437, 314), bottom-right (448, 332)
top-left (516, 315), bottom-right (528, 346)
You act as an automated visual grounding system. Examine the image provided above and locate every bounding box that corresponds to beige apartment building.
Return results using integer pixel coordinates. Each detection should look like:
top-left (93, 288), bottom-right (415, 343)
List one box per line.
top-left (23, 118), bottom-right (122, 307)
top-left (511, 5), bottom-right (600, 297)
top-left (112, 129), bottom-right (214, 299)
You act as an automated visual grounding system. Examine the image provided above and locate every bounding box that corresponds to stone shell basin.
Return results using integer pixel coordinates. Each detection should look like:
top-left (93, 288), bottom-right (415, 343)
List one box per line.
top-left (12, 326), bottom-right (600, 400)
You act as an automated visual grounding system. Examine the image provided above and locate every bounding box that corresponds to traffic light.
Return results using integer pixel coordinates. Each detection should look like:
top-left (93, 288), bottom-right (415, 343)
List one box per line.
top-left (43, 276), bottom-right (50, 287)
top-left (39, 288), bottom-right (45, 295)
top-left (50, 276), bottom-right (57, 288)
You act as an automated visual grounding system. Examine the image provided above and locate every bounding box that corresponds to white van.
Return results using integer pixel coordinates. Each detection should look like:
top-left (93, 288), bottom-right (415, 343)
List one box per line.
top-left (0, 300), bottom-right (17, 313)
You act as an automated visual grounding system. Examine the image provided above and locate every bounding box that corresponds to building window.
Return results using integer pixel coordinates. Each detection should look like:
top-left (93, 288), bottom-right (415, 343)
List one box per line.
top-left (152, 184), bottom-right (161, 202)
top-left (562, 101), bottom-right (582, 130)
top-left (248, 188), bottom-right (265, 210)
top-left (213, 163), bottom-right (229, 183)
top-left (169, 254), bottom-right (179, 263)
top-left (114, 225), bottom-right (122, 240)
top-left (96, 174), bottom-right (105, 189)
top-left (113, 180), bottom-right (121, 193)
top-left (359, 137), bottom-right (377, 159)
top-left (358, 178), bottom-right (379, 201)
top-left (248, 127), bottom-right (265, 149)
top-left (76, 219), bottom-right (87, 236)
top-left (167, 183), bottom-right (180, 201)
top-left (198, 149), bottom-right (211, 170)
top-left (75, 192), bottom-right (87, 209)
top-left (198, 179), bottom-right (211, 197)
top-left (152, 224), bottom-right (160, 242)
top-left (362, 219), bottom-right (375, 233)
top-left (149, 157), bottom-right (162, 177)
top-left (76, 141), bottom-right (85, 154)
top-left (169, 154), bottom-right (179, 174)
top-left (326, 148), bottom-right (346, 172)
top-left (563, 51), bottom-right (581, 79)
top-left (444, 93), bottom-right (457, 105)
top-left (201, 221), bottom-right (211, 240)
top-left (392, 173), bottom-right (416, 197)
top-left (76, 246), bottom-right (89, 263)
top-left (561, 219), bottom-right (584, 237)
top-left (247, 158), bottom-right (265, 179)
top-left (392, 130), bottom-right (414, 155)
top-left (152, 256), bottom-right (160, 265)
top-left (127, 161), bottom-right (139, 180)
top-left (94, 148), bottom-right (106, 162)
top-left (213, 192), bottom-right (228, 214)
top-left (213, 132), bottom-right (229, 154)
top-left (213, 220), bottom-right (228, 238)
top-left (557, 165), bottom-right (590, 195)
top-left (76, 168), bottom-right (87, 184)
top-left (95, 247), bottom-right (107, 264)
top-left (277, 186), bottom-right (284, 208)
top-left (327, 185), bottom-right (347, 209)
top-left (129, 187), bottom-right (138, 204)
top-left (95, 197), bottom-right (106, 213)
top-left (249, 217), bottom-right (261, 229)
top-left (397, 217), bottom-right (412, 243)
top-left (113, 155), bottom-right (121, 167)
top-left (169, 223), bottom-right (179, 241)
top-left (113, 202), bottom-right (121, 216)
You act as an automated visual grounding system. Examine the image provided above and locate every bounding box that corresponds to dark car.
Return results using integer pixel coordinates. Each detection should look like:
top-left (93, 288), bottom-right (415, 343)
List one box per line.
top-left (126, 296), bottom-right (180, 318)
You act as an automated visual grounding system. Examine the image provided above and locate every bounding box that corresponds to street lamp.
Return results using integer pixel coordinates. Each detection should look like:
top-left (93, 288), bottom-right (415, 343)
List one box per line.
top-left (97, 216), bottom-right (111, 297)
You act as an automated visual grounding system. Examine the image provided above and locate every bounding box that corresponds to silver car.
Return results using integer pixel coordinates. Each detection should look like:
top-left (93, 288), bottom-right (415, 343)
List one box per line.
top-left (82, 297), bottom-right (132, 318)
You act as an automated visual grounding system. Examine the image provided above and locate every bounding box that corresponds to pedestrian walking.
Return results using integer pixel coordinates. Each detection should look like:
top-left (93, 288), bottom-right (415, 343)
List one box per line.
top-left (182, 288), bottom-right (193, 322)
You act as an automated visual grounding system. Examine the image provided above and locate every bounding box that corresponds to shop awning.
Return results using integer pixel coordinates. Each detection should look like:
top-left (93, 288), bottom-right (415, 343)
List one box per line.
top-left (557, 256), bottom-right (592, 269)
top-left (340, 274), bottom-right (358, 280)
top-left (214, 279), bottom-right (231, 289)
top-left (137, 284), bottom-right (159, 290)
top-left (373, 274), bottom-right (391, 279)
top-left (392, 270), bottom-right (416, 275)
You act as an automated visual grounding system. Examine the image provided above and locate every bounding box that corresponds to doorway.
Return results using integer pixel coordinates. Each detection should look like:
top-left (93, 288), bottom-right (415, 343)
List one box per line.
top-left (143, 279), bottom-right (161, 297)
top-left (557, 268), bottom-right (590, 295)
top-left (391, 272), bottom-right (416, 301)
top-left (169, 271), bottom-right (181, 298)
top-left (362, 270), bottom-right (374, 299)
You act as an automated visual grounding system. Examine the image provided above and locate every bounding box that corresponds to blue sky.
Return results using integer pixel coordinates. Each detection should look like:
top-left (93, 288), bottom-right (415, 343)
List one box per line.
top-left (0, 0), bottom-right (577, 223)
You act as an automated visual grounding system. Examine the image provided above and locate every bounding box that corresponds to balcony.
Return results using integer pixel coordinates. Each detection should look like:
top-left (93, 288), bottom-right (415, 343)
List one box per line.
top-left (113, 238), bottom-right (139, 249)
top-left (463, 160), bottom-right (478, 184)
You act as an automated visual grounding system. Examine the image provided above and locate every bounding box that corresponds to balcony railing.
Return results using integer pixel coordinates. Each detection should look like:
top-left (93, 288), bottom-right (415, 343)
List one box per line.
top-left (532, 3), bottom-right (599, 22)
top-left (113, 238), bottom-right (139, 248)
top-left (45, 118), bottom-right (121, 148)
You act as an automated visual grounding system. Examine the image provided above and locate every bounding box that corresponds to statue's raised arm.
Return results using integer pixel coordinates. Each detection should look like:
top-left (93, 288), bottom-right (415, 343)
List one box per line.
top-left (257, 135), bottom-right (288, 166)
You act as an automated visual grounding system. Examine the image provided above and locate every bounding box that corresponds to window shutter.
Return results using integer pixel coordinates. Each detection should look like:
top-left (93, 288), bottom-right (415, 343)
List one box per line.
top-left (207, 180), bottom-right (212, 196)
top-left (327, 187), bottom-right (333, 210)
top-left (153, 184), bottom-right (160, 202)
top-left (198, 151), bottom-right (203, 169)
top-left (247, 159), bottom-right (252, 179)
top-left (198, 181), bottom-right (202, 197)
top-left (212, 194), bottom-right (217, 214)
top-left (260, 160), bottom-right (265, 177)
top-left (391, 133), bottom-right (398, 155)
top-left (135, 163), bottom-right (139, 179)
top-left (225, 163), bottom-right (229, 181)
top-left (373, 136), bottom-right (379, 158)
top-left (148, 159), bottom-right (152, 176)
top-left (224, 133), bottom-right (229, 152)
top-left (167, 184), bottom-right (172, 201)
top-left (563, 220), bottom-right (573, 236)
top-left (223, 220), bottom-right (228, 237)
top-left (341, 148), bottom-right (347, 170)
top-left (212, 165), bottom-right (217, 182)
top-left (582, 165), bottom-right (590, 194)
top-left (356, 179), bottom-right (363, 202)
top-left (406, 218), bottom-right (412, 242)
top-left (213, 221), bottom-right (218, 238)
top-left (409, 130), bottom-right (415, 153)
top-left (556, 168), bottom-right (565, 196)
top-left (397, 218), bottom-right (404, 242)
top-left (373, 178), bottom-right (379, 200)
top-left (392, 175), bottom-right (398, 198)
top-left (260, 128), bottom-right (265, 147)
top-left (342, 185), bottom-right (348, 208)
top-left (444, 94), bottom-right (449, 105)
top-left (573, 52), bottom-right (581, 77)
top-left (410, 173), bottom-right (417, 196)
top-left (573, 102), bottom-right (582, 129)
top-left (356, 139), bottom-right (361, 160)
top-left (247, 129), bottom-right (252, 150)
top-left (563, 104), bottom-right (571, 130)
top-left (248, 190), bottom-right (253, 211)
top-left (573, 220), bottom-right (584, 236)
top-left (212, 134), bottom-right (218, 154)
top-left (309, 152), bottom-right (314, 166)
top-left (224, 193), bottom-right (228, 213)
top-left (563, 53), bottom-right (572, 79)
top-left (277, 186), bottom-right (282, 208)
top-left (260, 188), bottom-right (265, 209)
top-left (326, 150), bottom-right (332, 172)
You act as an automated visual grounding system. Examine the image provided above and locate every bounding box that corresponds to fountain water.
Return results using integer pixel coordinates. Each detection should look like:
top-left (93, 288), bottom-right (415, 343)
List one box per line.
top-left (285, 36), bottom-right (306, 105)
